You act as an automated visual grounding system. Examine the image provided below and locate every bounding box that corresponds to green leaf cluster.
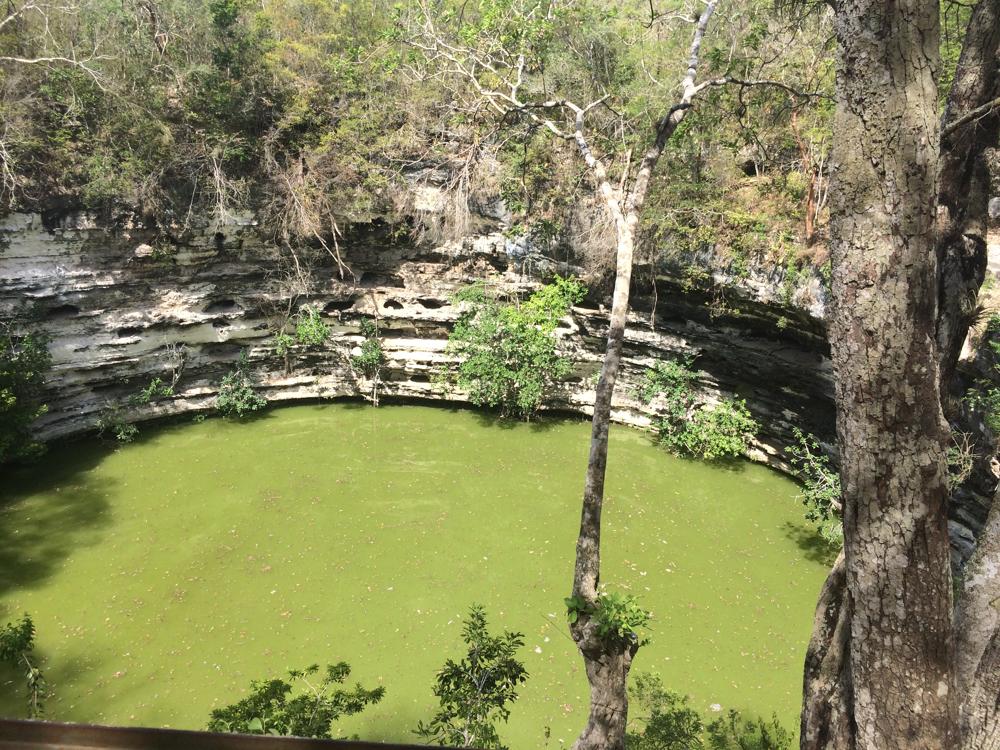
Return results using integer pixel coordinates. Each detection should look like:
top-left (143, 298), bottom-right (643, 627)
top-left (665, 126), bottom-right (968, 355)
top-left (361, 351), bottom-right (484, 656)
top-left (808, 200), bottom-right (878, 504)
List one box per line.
top-left (97, 406), bottom-right (140, 443)
top-left (415, 605), bottom-right (528, 750)
top-left (642, 358), bottom-right (758, 460)
top-left (706, 710), bottom-right (792, 750)
top-left (0, 614), bottom-right (47, 718)
top-left (350, 318), bottom-right (386, 380)
top-left (0, 331), bottom-right (51, 465)
top-left (626, 672), bottom-right (792, 750)
top-left (671, 400), bottom-right (758, 461)
top-left (446, 276), bottom-right (585, 419)
top-left (565, 590), bottom-right (651, 646)
top-left (132, 377), bottom-right (175, 405)
top-left (626, 672), bottom-right (704, 750)
top-left (786, 428), bottom-right (842, 545)
top-left (207, 662), bottom-right (385, 738)
top-left (294, 305), bottom-right (329, 347)
top-left (216, 351), bottom-right (267, 418)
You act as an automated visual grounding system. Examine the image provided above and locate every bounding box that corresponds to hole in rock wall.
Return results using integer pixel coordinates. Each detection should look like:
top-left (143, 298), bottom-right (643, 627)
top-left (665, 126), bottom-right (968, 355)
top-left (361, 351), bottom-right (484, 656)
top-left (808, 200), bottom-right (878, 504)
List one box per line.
top-left (416, 298), bottom-right (445, 309)
top-left (360, 272), bottom-right (405, 288)
top-left (116, 326), bottom-right (143, 338)
top-left (203, 342), bottom-right (243, 360)
top-left (382, 299), bottom-right (405, 310)
top-left (46, 303), bottom-right (81, 319)
top-left (324, 298), bottom-right (356, 313)
top-left (204, 299), bottom-right (241, 314)
top-left (212, 319), bottom-right (230, 329)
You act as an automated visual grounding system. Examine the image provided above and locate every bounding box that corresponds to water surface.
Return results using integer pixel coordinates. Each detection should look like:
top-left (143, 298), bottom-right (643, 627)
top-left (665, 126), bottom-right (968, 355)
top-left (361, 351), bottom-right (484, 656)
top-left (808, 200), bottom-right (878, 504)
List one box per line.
top-left (0, 403), bottom-right (830, 745)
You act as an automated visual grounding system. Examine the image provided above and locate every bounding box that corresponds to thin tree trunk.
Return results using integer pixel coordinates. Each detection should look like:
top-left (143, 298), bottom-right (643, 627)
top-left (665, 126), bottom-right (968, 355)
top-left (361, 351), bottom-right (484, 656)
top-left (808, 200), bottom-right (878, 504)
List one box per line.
top-left (799, 0), bottom-right (959, 745)
top-left (567, 5), bottom-right (719, 747)
top-left (569, 223), bottom-right (637, 750)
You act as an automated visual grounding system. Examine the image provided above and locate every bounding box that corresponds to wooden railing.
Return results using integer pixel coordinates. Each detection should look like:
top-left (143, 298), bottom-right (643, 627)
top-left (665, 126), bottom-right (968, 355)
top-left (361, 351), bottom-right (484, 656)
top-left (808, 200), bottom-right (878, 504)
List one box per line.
top-left (0, 720), bottom-right (442, 750)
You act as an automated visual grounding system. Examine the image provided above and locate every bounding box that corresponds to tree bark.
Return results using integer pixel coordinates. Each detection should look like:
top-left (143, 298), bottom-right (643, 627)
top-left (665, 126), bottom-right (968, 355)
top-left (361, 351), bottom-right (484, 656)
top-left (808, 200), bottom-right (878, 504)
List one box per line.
top-left (800, 0), bottom-right (960, 745)
top-left (800, 552), bottom-right (853, 750)
top-left (957, 494), bottom-right (1000, 748)
top-left (802, 0), bottom-right (1000, 744)
top-left (935, 0), bottom-right (1000, 405)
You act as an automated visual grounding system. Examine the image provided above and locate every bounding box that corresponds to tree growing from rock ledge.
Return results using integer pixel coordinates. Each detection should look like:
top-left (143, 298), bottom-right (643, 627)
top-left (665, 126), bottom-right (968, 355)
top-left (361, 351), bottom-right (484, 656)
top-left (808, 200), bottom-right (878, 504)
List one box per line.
top-left (444, 276), bottom-right (584, 419)
top-left (0, 326), bottom-right (51, 464)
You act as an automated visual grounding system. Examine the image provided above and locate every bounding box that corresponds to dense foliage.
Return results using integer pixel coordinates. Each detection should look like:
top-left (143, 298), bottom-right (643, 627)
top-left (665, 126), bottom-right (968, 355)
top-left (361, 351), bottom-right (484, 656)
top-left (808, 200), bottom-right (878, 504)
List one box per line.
top-left (208, 662), bottom-right (385, 738)
top-left (566, 590), bottom-right (651, 646)
top-left (786, 428), bottom-right (842, 545)
top-left (216, 351), bottom-right (267, 417)
top-left (626, 672), bottom-right (792, 750)
top-left (415, 605), bottom-right (528, 750)
top-left (0, 0), bottom-right (851, 289)
top-left (641, 358), bottom-right (758, 460)
top-left (446, 276), bottom-right (585, 419)
top-left (0, 614), bottom-right (47, 717)
top-left (0, 330), bottom-right (51, 464)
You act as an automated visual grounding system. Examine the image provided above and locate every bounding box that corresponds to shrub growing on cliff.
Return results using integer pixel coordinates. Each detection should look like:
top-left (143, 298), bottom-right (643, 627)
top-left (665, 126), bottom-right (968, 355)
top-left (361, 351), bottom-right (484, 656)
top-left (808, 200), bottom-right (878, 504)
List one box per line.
top-left (0, 330), bottom-right (52, 464)
top-left (415, 605), bottom-right (528, 750)
top-left (216, 351), bottom-right (267, 418)
top-left (786, 428), bottom-right (842, 545)
top-left (208, 662), bottom-right (384, 738)
top-left (97, 406), bottom-right (139, 443)
top-left (445, 276), bottom-right (585, 419)
top-left (351, 318), bottom-right (386, 406)
top-left (641, 358), bottom-right (758, 460)
top-left (295, 306), bottom-right (329, 347)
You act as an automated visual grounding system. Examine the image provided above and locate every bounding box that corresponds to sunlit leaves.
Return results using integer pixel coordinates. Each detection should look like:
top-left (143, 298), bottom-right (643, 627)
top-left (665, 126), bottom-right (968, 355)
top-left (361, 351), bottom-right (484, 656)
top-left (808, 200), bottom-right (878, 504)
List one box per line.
top-left (445, 276), bottom-right (585, 419)
top-left (208, 662), bottom-right (385, 738)
top-left (415, 605), bottom-right (528, 750)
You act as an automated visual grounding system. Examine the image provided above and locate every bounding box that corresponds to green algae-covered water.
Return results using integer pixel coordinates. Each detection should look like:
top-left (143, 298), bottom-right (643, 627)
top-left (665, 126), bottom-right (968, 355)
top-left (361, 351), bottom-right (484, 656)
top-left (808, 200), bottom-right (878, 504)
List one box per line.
top-left (0, 403), bottom-right (830, 745)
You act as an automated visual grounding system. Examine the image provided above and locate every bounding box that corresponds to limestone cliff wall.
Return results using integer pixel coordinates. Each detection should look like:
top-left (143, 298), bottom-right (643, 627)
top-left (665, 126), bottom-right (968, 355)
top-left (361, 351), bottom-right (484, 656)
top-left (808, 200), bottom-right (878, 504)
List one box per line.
top-left (0, 211), bottom-right (836, 463)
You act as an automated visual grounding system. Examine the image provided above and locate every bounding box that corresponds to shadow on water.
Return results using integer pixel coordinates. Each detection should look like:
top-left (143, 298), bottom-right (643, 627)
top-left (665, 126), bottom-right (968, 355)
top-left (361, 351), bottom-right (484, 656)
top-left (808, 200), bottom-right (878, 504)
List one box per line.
top-left (0, 444), bottom-right (115, 601)
top-left (473, 410), bottom-right (559, 433)
top-left (781, 521), bottom-right (840, 567)
top-left (0, 644), bottom-right (98, 719)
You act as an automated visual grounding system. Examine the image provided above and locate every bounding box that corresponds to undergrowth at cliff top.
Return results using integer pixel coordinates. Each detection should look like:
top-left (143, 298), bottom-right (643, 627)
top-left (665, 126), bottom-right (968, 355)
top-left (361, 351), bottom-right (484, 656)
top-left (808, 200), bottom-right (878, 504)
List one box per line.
top-left (0, 0), bottom-right (854, 278)
top-left (444, 275), bottom-right (585, 420)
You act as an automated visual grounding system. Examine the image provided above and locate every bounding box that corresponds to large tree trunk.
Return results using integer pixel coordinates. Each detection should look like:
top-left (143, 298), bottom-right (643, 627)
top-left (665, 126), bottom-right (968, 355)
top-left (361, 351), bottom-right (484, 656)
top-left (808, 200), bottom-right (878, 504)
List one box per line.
top-left (957, 495), bottom-right (1000, 748)
top-left (802, 0), bottom-right (1000, 744)
top-left (935, 0), bottom-right (1000, 406)
top-left (800, 0), bottom-right (960, 746)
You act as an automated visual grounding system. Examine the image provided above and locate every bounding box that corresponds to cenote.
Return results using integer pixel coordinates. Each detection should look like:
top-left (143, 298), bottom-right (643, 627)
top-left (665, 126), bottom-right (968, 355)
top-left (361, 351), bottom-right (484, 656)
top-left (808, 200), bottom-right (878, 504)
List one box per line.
top-left (0, 403), bottom-right (830, 746)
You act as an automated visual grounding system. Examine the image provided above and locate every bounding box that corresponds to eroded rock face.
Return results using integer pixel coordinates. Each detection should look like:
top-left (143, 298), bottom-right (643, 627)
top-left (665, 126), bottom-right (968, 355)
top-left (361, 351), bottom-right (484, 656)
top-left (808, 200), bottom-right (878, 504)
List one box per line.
top-left (0, 211), bottom-right (836, 462)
